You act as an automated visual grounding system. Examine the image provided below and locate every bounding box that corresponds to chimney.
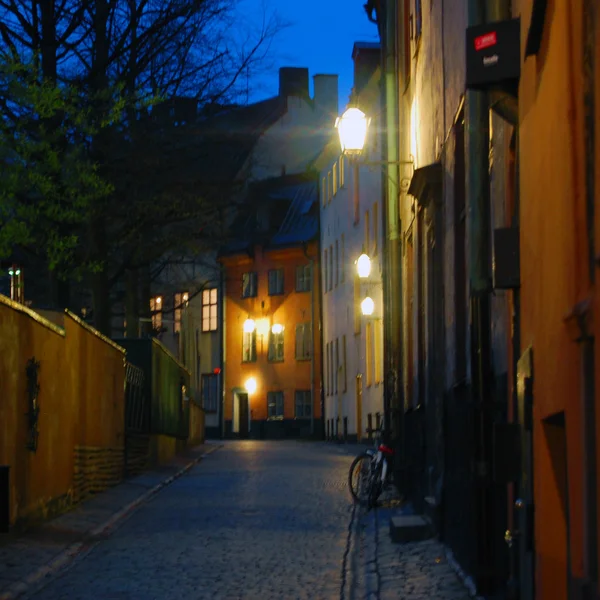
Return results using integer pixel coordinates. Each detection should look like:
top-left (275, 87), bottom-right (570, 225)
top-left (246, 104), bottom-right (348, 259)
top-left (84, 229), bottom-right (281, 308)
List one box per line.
top-left (313, 74), bottom-right (339, 120)
top-left (279, 67), bottom-right (309, 99)
top-left (351, 42), bottom-right (381, 98)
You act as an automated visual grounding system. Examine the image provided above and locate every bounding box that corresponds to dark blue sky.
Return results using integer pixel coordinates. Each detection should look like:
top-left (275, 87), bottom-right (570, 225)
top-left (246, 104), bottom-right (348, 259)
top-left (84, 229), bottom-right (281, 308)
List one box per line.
top-left (238, 0), bottom-right (379, 113)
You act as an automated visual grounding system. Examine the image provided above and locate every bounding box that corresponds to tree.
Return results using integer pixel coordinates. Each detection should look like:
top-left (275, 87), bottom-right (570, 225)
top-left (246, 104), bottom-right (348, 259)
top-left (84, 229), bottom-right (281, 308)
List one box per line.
top-left (0, 58), bottom-right (117, 279)
top-left (0, 0), bottom-right (283, 334)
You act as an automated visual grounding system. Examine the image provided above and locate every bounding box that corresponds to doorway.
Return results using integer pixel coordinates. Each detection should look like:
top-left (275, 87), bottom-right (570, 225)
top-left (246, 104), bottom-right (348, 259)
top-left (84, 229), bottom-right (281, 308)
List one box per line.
top-left (233, 392), bottom-right (249, 439)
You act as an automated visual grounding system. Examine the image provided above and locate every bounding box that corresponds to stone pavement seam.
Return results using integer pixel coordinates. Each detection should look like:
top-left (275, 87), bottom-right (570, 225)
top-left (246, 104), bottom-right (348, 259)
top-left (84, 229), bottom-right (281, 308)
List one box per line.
top-left (0, 444), bottom-right (222, 600)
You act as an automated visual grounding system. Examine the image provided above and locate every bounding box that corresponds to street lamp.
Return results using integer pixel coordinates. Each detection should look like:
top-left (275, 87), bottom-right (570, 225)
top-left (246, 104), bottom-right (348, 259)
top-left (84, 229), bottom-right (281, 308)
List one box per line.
top-left (361, 296), bottom-right (375, 316)
top-left (245, 377), bottom-right (257, 394)
top-left (271, 323), bottom-right (284, 335)
top-left (356, 253), bottom-right (372, 278)
top-left (243, 318), bottom-right (256, 333)
top-left (335, 107), bottom-right (370, 155)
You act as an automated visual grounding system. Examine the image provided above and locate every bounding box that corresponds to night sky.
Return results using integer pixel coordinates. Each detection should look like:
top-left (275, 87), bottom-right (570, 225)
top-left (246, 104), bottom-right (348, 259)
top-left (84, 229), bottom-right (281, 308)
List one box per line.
top-left (238, 0), bottom-right (380, 113)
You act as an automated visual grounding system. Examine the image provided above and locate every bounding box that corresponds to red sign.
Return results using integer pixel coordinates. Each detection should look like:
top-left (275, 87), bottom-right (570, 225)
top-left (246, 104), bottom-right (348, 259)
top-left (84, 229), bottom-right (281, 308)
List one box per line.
top-left (475, 31), bottom-right (497, 51)
top-left (213, 367), bottom-right (221, 375)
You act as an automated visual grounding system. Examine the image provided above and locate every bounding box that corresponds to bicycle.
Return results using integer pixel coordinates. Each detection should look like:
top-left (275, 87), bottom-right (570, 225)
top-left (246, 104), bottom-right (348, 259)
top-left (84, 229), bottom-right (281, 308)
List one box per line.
top-left (348, 425), bottom-right (395, 509)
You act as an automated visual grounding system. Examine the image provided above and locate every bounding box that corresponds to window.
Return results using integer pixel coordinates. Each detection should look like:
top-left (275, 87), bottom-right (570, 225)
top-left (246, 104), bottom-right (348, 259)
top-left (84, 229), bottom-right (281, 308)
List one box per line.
top-left (322, 177), bottom-right (327, 207)
top-left (267, 391), bottom-right (284, 419)
top-left (242, 272), bottom-right (257, 298)
top-left (415, 0), bottom-right (422, 40)
top-left (327, 171), bottom-right (332, 203)
top-left (150, 296), bottom-right (163, 331)
top-left (335, 240), bottom-right (339, 287)
top-left (353, 160), bottom-right (360, 224)
top-left (325, 342), bottom-right (330, 396)
top-left (268, 269), bottom-right (284, 295)
top-left (8, 265), bottom-right (24, 303)
top-left (242, 330), bottom-right (257, 362)
top-left (342, 335), bottom-right (347, 392)
top-left (341, 234), bottom-right (346, 283)
top-left (295, 390), bottom-right (312, 418)
top-left (366, 321), bottom-right (373, 386)
top-left (365, 210), bottom-right (370, 255)
top-left (296, 264), bottom-right (312, 292)
top-left (340, 156), bottom-right (345, 187)
top-left (202, 374), bottom-right (219, 412)
top-left (268, 329), bottom-right (284, 361)
top-left (375, 319), bottom-right (383, 384)
top-left (333, 162), bottom-right (338, 195)
top-left (334, 338), bottom-right (339, 394)
top-left (354, 276), bottom-right (361, 334)
top-left (330, 343), bottom-right (334, 393)
top-left (174, 292), bottom-right (189, 333)
top-left (202, 288), bottom-right (218, 332)
top-left (295, 323), bottom-right (312, 360)
top-left (324, 249), bottom-right (328, 293)
top-left (373, 202), bottom-right (379, 256)
top-left (329, 245), bottom-right (333, 291)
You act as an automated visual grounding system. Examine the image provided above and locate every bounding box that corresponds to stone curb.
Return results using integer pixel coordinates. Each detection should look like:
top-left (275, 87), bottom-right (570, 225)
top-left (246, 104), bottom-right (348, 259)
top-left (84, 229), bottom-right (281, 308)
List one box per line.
top-left (0, 444), bottom-right (222, 600)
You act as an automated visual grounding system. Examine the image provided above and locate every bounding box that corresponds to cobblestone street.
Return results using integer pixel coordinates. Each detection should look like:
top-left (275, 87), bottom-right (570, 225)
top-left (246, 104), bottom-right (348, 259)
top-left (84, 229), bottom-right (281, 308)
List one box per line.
top-left (12, 442), bottom-right (471, 599)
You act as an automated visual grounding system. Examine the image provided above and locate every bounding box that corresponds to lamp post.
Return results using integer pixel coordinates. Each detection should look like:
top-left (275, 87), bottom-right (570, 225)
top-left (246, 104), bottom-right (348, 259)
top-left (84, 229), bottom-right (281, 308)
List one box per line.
top-left (336, 107), bottom-right (406, 456)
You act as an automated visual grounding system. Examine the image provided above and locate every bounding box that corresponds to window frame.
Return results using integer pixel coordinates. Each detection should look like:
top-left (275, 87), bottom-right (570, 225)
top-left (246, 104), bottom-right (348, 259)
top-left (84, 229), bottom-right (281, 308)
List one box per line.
top-left (268, 268), bottom-right (284, 296)
top-left (267, 391), bottom-right (284, 420)
top-left (268, 329), bottom-right (285, 362)
top-left (242, 330), bottom-right (257, 362)
top-left (201, 373), bottom-right (219, 413)
top-left (296, 264), bottom-right (312, 292)
top-left (242, 272), bottom-right (258, 298)
top-left (201, 288), bottom-right (218, 332)
top-left (294, 390), bottom-right (312, 419)
top-left (295, 323), bottom-right (312, 361)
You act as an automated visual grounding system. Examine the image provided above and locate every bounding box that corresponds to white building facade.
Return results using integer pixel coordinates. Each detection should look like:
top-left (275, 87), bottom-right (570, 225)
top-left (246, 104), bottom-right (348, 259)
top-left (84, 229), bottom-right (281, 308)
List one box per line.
top-left (319, 43), bottom-right (384, 442)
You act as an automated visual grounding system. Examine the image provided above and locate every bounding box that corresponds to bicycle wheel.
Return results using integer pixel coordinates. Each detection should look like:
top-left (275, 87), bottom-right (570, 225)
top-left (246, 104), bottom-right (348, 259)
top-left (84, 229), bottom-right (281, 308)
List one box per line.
top-left (348, 452), bottom-right (374, 505)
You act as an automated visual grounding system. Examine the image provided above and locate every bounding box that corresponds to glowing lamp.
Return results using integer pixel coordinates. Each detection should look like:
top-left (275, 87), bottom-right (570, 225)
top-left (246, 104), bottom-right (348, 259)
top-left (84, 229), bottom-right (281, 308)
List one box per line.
top-left (335, 107), bottom-right (370, 155)
top-left (356, 253), bottom-right (371, 278)
top-left (271, 323), bottom-right (284, 335)
top-left (245, 377), bottom-right (257, 394)
top-left (243, 318), bottom-right (256, 333)
top-left (361, 296), bottom-right (375, 316)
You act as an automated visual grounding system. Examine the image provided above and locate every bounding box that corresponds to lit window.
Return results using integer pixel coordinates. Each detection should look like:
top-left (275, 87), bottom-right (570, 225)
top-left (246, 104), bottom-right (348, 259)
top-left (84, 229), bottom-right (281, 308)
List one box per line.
top-left (324, 250), bottom-right (328, 293)
top-left (375, 320), bottom-right (383, 384)
top-left (202, 288), bottom-right (218, 332)
top-left (268, 329), bottom-right (284, 362)
top-left (268, 391), bottom-right (284, 420)
top-left (365, 210), bottom-right (370, 255)
top-left (334, 338), bottom-right (339, 394)
top-left (322, 177), bottom-right (327, 207)
top-left (366, 321), bottom-right (373, 386)
top-left (341, 234), bottom-right (345, 283)
top-left (339, 156), bottom-right (345, 187)
top-left (150, 296), bottom-right (163, 331)
top-left (242, 330), bottom-right (257, 362)
top-left (268, 269), bottom-right (284, 295)
top-left (333, 163), bottom-right (338, 196)
top-left (295, 390), bottom-right (312, 418)
top-left (329, 245), bottom-right (333, 291)
top-left (327, 171), bottom-right (332, 203)
top-left (174, 292), bottom-right (189, 333)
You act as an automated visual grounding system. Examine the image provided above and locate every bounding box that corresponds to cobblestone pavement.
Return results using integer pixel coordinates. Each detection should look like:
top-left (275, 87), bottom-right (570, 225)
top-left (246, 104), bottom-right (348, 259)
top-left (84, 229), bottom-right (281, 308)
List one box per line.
top-left (12, 441), bottom-right (472, 599)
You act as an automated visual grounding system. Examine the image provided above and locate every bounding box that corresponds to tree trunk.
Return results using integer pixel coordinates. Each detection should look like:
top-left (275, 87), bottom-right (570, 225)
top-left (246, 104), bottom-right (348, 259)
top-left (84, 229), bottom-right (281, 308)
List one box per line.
top-left (139, 266), bottom-right (152, 337)
top-left (125, 268), bottom-right (139, 337)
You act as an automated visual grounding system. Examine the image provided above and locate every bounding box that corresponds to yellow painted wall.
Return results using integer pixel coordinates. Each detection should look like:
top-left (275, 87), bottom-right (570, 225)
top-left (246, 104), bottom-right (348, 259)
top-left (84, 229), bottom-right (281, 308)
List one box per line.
top-left (0, 297), bottom-right (126, 526)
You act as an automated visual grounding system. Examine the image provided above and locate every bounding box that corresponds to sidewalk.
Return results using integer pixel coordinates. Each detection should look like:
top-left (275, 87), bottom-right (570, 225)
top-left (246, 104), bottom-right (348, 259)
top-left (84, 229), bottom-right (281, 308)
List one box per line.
top-left (0, 443), bottom-right (221, 600)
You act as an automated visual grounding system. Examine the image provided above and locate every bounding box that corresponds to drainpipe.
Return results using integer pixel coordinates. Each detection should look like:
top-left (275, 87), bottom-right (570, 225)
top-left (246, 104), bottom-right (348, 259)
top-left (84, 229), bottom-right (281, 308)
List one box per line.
top-left (382, 0), bottom-right (403, 458)
top-left (303, 244), bottom-right (317, 438)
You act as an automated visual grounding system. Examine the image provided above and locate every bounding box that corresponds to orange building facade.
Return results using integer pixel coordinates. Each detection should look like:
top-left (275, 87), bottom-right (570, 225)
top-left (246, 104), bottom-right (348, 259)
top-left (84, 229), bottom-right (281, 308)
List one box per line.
top-left (219, 175), bottom-right (323, 439)
top-left (518, 0), bottom-right (600, 597)
top-left (220, 244), bottom-right (322, 439)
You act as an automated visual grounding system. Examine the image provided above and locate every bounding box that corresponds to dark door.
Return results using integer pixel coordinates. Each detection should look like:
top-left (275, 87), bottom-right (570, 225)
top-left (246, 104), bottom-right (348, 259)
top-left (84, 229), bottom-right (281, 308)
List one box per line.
top-left (512, 347), bottom-right (535, 600)
top-left (238, 393), bottom-right (249, 439)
